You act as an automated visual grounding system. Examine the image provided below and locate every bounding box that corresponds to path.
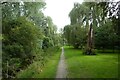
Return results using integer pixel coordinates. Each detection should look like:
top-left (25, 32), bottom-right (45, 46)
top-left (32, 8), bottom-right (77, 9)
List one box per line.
top-left (56, 47), bottom-right (67, 78)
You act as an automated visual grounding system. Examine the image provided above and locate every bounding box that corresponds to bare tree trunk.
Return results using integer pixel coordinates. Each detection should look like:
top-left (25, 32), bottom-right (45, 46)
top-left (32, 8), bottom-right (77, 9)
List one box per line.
top-left (86, 24), bottom-right (94, 55)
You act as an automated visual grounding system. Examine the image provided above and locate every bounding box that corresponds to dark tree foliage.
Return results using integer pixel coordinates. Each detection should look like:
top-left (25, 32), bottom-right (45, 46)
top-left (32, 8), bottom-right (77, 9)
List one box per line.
top-left (94, 20), bottom-right (119, 50)
top-left (2, 17), bottom-right (42, 78)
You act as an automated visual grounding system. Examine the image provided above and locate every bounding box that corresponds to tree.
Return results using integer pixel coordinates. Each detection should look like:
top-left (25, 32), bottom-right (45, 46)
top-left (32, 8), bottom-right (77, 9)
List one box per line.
top-left (63, 23), bottom-right (87, 48)
top-left (95, 20), bottom-right (119, 50)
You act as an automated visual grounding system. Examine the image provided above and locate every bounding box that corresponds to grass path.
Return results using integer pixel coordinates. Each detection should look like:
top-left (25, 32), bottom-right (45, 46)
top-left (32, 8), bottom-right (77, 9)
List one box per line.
top-left (56, 47), bottom-right (68, 78)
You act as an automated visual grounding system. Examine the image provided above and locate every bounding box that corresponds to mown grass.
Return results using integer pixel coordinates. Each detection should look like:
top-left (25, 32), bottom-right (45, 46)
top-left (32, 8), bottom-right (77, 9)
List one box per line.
top-left (64, 46), bottom-right (118, 78)
top-left (17, 49), bottom-right (61, 78)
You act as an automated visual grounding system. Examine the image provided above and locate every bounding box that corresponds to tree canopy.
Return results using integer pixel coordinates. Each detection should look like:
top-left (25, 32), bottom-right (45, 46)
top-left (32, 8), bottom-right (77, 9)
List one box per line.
top-left (63, 1), bottom-right (120, 53)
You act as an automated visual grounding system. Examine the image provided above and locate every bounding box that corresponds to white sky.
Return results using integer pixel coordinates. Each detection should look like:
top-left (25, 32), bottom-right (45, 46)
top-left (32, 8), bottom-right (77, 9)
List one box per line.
top-left (43, 0), bottom-right (83, 32)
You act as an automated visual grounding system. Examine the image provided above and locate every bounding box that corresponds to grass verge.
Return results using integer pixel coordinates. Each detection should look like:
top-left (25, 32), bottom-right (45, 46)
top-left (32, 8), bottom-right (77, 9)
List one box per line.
top-left (17, 49), bottom-right (61, 78)
top-left (64, 46), bottom-right (118, 78)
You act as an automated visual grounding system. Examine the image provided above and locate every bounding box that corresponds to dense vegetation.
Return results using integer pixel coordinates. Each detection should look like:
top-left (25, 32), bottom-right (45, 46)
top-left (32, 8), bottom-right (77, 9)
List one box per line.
top-left (2, 1), bottom-right (63, 78)
top-left (63, 2), bottom-right (120, 54)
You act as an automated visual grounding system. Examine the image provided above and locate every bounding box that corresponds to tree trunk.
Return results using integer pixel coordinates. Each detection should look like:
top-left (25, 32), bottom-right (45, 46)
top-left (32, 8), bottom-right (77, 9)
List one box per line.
top-left (86, 23), bottom-right (94, 55)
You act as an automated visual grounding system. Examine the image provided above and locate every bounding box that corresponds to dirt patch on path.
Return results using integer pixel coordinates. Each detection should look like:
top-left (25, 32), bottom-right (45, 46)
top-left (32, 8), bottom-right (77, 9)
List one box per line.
top-left (56, 47), bottom-right (67, 78)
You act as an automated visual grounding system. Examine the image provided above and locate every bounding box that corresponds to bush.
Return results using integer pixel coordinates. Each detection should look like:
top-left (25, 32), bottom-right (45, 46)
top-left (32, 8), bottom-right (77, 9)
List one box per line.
top-left (2, 17), bottom-right (43, 78)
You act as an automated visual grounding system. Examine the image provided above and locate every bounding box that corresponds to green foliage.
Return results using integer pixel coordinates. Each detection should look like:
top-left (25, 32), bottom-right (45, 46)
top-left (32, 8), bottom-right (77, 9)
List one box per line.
top-left (2, 16), bottom-right (43, 78)
top-left (64, 24), bottom-right (87, 49)
top-left (94, 20), bottom-right (119, 49)
top-left (42, 37), bottom-right (53, 50)
top-left (2, 1), bottom-right (46, 19)
top-left (69, 3), bottom-right (89, 25)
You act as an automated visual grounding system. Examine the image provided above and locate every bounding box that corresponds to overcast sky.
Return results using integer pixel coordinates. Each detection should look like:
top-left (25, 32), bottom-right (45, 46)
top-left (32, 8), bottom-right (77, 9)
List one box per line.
top-left (43, 0), bottom-right (83, 32)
